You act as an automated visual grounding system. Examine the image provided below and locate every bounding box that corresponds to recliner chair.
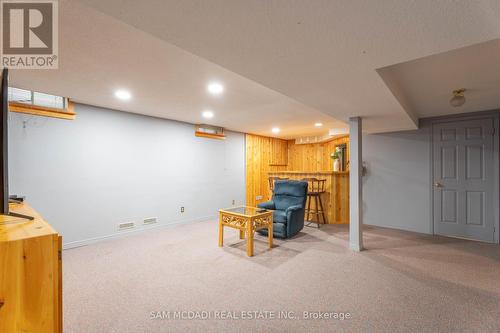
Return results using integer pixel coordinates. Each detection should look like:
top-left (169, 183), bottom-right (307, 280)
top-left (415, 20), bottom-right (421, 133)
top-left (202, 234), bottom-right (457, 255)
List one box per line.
top-left (257, 180), bottom-right (308, 239)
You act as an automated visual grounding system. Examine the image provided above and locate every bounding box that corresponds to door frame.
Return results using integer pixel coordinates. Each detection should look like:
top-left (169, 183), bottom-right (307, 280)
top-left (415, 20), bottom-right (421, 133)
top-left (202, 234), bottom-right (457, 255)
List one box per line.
top-left (426, 111), bottom-right (499, 244)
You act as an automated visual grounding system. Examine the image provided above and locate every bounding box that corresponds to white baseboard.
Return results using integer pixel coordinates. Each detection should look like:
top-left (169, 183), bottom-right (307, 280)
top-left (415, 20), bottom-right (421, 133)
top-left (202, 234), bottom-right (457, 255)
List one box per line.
top-left (63, 214), bottom-right (217, 250)
top-left (363, 222), bottom-right (432, 235)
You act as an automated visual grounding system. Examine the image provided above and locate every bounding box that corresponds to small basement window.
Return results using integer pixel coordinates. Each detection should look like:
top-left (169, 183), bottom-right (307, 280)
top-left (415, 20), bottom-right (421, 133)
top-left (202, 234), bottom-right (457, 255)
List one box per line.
top-left (195, 124), bottom-right (226, 140)
top-left (8, 87), bottom-right (75, 120)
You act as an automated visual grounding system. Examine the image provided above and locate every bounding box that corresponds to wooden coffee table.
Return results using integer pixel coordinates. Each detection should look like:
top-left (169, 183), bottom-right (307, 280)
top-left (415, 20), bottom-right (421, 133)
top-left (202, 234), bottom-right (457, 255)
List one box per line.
top-left (218, 206), bottom-right (273, 257)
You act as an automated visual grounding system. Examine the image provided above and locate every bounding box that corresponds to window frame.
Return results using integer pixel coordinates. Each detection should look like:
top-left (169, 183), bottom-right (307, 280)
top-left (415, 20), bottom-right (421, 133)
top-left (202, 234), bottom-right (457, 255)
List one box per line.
top-left (8, 87), bottom-right (75, 120)
top-left (9, 99), bottom-right (76, 120)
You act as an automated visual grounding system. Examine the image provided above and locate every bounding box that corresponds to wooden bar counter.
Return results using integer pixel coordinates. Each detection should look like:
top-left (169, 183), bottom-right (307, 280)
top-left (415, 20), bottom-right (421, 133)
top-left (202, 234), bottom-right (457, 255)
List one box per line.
top-left (268, 171), bottom-right (349, 224)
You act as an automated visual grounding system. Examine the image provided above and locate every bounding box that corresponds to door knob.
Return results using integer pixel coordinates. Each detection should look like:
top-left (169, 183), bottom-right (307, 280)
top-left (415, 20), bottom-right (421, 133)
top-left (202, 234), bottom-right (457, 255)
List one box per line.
top-left (433, 182), bottom-right (443, 188)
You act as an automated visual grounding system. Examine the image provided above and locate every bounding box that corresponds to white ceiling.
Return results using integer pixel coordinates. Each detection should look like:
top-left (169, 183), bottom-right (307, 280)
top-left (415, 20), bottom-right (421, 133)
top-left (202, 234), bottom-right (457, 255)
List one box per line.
top-left (9, 0), bottom-right (345, 139)
top-left (378, 38), bottom-right (500, 119)
top-left (76, 0), bottom-right (500, 133)
top-left (8, 0), bottom-right (500, 136)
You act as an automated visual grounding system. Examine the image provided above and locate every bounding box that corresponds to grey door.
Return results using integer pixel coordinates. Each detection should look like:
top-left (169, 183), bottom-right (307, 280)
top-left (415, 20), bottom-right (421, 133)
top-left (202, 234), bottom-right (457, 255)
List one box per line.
top-left (433, 118), bottom-right (495, 242)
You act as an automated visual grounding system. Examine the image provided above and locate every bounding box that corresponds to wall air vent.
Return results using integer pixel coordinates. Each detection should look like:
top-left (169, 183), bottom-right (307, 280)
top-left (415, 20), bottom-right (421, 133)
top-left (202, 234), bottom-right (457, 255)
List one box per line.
top-left (143, 217), bottom-right (158, 225)
top-left (118, 222), bottom-right (135, 230)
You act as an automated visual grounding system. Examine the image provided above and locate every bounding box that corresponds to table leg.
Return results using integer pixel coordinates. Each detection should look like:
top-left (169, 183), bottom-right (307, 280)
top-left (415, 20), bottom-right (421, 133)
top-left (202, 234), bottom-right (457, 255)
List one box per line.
top-left (218, 213), bottom-right (224, 247)
top-left (239, 229), bottom-right (245, 239)
top-left (246, 218), bottom-right (253, 257)
top-left (268, 220), bottom-right (273, 249)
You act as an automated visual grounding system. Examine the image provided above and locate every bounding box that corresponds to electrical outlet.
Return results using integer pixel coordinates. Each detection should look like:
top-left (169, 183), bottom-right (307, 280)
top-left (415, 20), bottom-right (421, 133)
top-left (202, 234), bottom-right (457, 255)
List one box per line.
top-left (181, 207), bottom-right (185, 213)
top-left (232, 200), bottom-right (235, 205)
top-left (143, 217), bottom-right (157, 225)
top-left (118, 222), bottom-right (135, 230)
top-left (256, 195), bottom-right (263, 200)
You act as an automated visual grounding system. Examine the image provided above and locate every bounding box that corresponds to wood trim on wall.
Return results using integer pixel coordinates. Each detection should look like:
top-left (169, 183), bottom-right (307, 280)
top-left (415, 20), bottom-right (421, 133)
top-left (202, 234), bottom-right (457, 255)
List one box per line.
top-left (194, 131), bottom-right (226, 140)
top-left (9, 100), bottom-right (76, 120)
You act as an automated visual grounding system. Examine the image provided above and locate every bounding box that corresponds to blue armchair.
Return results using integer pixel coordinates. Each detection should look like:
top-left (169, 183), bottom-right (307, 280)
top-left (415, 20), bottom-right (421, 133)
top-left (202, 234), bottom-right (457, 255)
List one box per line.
top-left (258, 180), bottom-right (308, 239)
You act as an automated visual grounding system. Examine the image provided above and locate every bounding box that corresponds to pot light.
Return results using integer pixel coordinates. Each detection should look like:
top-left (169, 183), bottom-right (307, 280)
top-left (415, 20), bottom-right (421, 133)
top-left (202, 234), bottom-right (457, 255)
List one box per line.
top-left (450, 88), bottom-right (466, 107)
top-left (202, 110), bottom-right (214, 119)
top-left (114, 89), bottom-right (131, 101)
top-left (315, 122), bottom-right (323, 127)
top-left (207, 82), bottom-right (224, 95)
top-left (272, 127), bottom-right (280, 133)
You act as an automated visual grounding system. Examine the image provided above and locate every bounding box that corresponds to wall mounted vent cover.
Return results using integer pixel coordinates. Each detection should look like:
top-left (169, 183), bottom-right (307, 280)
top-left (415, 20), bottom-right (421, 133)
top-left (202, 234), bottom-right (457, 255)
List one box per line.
top-left (118, 222), bottom-right (135, 230)
top-left (143, 217), bottom-right (158, 225)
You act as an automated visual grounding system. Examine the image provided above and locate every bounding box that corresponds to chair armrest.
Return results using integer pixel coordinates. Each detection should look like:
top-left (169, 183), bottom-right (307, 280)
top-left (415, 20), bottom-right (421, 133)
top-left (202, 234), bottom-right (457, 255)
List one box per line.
top-left (258, 201), bottom-right (275, 210)
top-left (286, 204), bottom-right (305, 237)
top-left (286, 205), bottom-right (303, 213)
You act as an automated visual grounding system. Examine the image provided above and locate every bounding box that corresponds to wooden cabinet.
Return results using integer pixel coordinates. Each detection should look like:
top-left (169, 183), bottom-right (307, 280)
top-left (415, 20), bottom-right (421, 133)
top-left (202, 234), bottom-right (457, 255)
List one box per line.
top-left (0, 203), bottom-right (62, 333)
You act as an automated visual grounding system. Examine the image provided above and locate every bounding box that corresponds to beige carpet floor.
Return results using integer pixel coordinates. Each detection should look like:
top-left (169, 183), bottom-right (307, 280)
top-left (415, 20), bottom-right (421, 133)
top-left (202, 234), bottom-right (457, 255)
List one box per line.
top-left (63, 221), bottom-right (500, 333)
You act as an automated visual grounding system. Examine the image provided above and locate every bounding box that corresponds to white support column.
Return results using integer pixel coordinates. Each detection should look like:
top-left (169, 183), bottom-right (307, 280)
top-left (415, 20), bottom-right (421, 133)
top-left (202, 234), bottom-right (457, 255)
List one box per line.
top-left (349, 117), bottom-right (363, 251)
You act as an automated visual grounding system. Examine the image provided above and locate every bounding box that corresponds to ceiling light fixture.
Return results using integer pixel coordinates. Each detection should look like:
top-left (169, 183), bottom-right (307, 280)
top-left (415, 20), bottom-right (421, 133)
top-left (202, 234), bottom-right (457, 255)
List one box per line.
top-left (450, 88), bottom-right (466, 107)
top-left (207, 82), bottom-right (224, 95)
top-left (272, 127), bottom-right (280, 134)
top-left (315, 122), bottom-right (323, 127)
top-left (114, 89), bottom-right (132, 101)
top-left (202, 110), bottom-right (214, 119)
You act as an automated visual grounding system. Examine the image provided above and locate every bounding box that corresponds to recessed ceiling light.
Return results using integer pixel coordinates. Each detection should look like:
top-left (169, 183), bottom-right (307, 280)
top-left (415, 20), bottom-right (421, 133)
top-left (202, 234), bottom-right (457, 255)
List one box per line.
top-left (202, 110), bottom-right (214, 119)
top-left (315, 122), bottom-right (323, 127)
top-left (207, 82), bottom-right (224, 95)
top-left (114, 89), bottom-right (131, 101)
top-left (272, 127), bottom-right (280, 133)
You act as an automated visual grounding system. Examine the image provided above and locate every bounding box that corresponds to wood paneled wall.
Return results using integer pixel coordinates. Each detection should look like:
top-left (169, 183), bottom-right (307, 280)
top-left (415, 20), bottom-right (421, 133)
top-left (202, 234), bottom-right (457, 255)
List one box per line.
top-left (246, 134), bottom-right (288, 207)
top-left (287, 136), bottom-right (349, 172)
top-left (246, 134), bottom-right (349, 208)
top-left (269, 138), bottom-right (288, 166)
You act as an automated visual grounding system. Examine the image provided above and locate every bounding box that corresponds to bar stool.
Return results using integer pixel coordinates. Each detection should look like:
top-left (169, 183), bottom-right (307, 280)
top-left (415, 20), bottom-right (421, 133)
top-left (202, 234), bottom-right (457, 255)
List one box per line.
top-left (268, 177), bottom-right (289, 194)
top-left (301, 178), bottom-right (327, 228)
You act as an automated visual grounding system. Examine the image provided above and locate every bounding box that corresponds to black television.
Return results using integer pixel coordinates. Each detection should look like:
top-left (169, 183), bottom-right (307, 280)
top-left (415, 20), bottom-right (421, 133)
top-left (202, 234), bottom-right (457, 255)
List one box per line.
top-left (1, 68), bottom-right (33, 220)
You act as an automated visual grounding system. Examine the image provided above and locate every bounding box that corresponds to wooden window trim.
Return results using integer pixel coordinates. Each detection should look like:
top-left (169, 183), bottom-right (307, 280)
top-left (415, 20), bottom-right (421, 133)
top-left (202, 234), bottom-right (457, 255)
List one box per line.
top-left (194, 124), bottom-right (226, 140)
top-left (195, 131), bottom-right (226, 140)
top-left (9, 100), bottom-right (76, 120)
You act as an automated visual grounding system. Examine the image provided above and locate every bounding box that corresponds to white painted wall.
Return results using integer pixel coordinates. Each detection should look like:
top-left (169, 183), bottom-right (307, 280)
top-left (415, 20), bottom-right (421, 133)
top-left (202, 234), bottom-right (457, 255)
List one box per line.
top-left (8, 104), bottom-right (246, 247)
top-left (362, 127), bottom-right (432, 234)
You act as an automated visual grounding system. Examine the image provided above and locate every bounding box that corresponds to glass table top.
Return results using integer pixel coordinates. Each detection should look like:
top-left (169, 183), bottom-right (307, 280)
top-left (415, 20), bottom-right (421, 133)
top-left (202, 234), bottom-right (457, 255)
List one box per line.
top-left (220, 206), bottom-right (270, 216)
